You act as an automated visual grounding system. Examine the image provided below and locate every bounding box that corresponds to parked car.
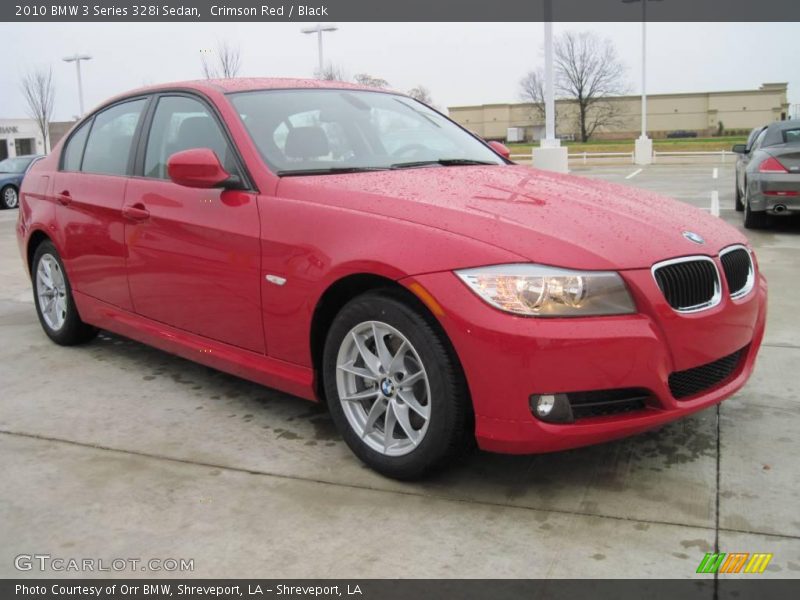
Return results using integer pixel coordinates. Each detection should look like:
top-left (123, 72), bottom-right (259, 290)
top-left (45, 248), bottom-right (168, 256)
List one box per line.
top-left (17, 79), bottom-right (767, 478)
top-left (666, 130), bottom-right (698, 138)
top-left (733, 120), bottom-right (800, 228)
top-left (0, 155), bottom-right (43, 209)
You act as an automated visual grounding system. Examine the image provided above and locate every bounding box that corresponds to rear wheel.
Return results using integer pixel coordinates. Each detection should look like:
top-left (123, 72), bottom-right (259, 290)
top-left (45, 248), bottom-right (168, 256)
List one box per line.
top-left (743, 189), bottom-right (768, 229)
top-left (32, 241), bottom-right (98, 345)
top-left (1, 185), bottom-right (18, 209)
top-left (734, 179), bottom-right (744, 212)
top-left (323, 291), bottom-right (471, 479)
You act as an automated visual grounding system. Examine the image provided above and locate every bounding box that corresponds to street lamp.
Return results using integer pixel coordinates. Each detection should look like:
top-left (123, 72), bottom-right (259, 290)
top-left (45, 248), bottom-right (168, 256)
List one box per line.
top-left (623, 0), bottom-right (662, 165)
top-left (301, 24), bottom-right (338, 76)
top-left (532, 0), bottom-right (568, 172)
top-left (62, 53), bottom-right (92, 116)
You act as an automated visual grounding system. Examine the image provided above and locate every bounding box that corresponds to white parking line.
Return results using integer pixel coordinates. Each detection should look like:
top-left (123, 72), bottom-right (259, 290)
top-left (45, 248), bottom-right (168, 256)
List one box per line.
top-left (625, 168), bottom-right (643, 180)
top-left (710, 190), bottom-right (720, 217)
top-left (712, 168), bottom-right (718, 179)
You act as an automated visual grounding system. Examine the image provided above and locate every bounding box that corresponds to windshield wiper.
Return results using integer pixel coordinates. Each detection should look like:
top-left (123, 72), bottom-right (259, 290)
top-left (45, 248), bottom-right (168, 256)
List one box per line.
top-left (277, 166), bottom-right (390, 177)
top-left (390, 159), bottom-right (497, 169)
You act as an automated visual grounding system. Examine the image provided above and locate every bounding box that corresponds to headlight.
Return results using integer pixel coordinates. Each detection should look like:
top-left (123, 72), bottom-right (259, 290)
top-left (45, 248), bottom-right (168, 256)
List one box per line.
top-left (455, 263), bottom-right (635, 317)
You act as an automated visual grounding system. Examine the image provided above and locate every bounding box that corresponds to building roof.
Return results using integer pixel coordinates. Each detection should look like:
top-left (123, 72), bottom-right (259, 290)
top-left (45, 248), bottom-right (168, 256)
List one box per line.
top-left (449, 83), bottom-right (789, 111)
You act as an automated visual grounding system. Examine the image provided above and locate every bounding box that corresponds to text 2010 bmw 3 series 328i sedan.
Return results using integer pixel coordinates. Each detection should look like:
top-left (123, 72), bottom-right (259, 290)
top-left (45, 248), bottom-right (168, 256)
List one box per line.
top-left (17, 78), bottom-right (766, 479)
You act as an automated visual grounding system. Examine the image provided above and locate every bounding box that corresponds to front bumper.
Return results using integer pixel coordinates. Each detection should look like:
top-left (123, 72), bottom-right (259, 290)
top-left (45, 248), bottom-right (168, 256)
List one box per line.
top-left (402, 262), bottom-right (767, 454)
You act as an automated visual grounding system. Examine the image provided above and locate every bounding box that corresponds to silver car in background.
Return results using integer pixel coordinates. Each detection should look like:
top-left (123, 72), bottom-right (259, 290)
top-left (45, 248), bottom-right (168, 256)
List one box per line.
top-left (733, 120), bottom-right (800, 229)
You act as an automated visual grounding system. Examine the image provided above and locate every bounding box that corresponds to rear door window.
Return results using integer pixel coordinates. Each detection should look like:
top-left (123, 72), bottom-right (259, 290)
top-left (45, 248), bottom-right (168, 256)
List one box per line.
top-left (81, 98), bottom-right (147, 176)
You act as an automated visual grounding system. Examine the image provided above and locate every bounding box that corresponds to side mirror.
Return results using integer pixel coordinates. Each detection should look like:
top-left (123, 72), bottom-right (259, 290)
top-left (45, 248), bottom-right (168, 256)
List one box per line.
top-left (731, 144), bottom-right (747, 154)
top-left (487, 140), bottom-right (511, 159)
top-left (167, 148), bottom-right (233, 188)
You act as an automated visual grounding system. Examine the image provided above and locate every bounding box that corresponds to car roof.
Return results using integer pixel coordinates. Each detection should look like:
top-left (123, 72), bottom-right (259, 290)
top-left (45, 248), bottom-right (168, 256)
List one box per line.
top-left (115, 77), bottom-right (399, 99)
top-left (763, 119), bottom-right (800, 146)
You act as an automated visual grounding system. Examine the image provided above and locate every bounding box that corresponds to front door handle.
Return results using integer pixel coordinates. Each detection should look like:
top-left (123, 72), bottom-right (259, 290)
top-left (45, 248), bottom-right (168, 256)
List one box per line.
top-left (122, 203), bottom-right (150, 221)
top-left (56, 191), bottom-right (72, 206)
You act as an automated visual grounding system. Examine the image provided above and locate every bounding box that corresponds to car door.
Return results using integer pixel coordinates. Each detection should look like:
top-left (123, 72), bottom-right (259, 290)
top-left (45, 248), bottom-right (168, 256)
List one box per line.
top-left (123, 93), bottom-right (264, 353)
top-left (52, 97), bottom-right (149, 310)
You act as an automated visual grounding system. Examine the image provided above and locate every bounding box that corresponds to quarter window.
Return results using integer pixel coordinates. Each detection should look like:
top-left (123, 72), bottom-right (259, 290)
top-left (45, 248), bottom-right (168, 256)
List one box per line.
top-left (144, 95), bottom-right (236, 179)
top-left (81, 99), bottom-right (147, 176)
top-left (61, 120), bottom-right (92, 171)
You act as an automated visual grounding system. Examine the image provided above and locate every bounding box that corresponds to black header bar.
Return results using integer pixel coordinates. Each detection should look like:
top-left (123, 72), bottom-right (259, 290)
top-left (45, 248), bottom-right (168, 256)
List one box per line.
top-left (3, 0), bottom-right (800, 22)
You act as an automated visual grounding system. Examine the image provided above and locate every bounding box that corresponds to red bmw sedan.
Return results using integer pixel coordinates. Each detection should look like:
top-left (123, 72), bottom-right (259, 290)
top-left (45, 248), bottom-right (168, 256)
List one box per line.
top-left (17, 78), bottom-right (766, 479)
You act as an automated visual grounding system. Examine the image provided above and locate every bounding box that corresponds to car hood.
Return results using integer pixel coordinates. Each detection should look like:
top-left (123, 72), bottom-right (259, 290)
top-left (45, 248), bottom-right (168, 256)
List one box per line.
top-left (276, 164), bottom-right (747, 271)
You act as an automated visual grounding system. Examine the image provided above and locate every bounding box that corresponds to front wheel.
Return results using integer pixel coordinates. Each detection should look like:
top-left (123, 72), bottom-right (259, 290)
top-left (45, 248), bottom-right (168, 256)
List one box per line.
top-left (32, 241), bottom-right (98, 345)
top-left (323, 291), bottom-right (471, 479)
top-left (1, 185), bottom-right (18, 209)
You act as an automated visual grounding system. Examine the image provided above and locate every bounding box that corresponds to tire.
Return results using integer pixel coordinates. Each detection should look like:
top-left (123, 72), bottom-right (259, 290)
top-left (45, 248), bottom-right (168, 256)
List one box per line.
top-left (322, 290), bottom-right (471, 479)
top-left (31, 241), bottom-right (98, 345)
top-left (743, 189), bottom-right (769, 230)
top-left (734, 179), bottom-right (744, 212)
top-left (1, 185), bottom-right (18, 210)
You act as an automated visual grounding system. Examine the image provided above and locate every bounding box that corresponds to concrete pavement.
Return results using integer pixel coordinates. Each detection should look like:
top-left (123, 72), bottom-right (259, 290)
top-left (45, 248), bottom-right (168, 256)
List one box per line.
top-left (1, 163), bottom-right (798, 580)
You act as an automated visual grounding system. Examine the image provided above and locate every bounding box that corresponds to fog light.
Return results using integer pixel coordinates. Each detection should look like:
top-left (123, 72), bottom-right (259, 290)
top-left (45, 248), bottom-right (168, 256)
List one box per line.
top-left (536, 395), bottom-right (556, 416)
top-left (529, 393), bottom-right (574, 423)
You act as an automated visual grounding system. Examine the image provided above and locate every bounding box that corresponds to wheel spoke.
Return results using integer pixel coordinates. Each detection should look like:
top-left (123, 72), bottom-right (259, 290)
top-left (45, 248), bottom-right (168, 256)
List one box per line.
top-left (352, 331), bottom-right (382, 376)
top-left (341, 388), bottom-right (380, 402)
top-left (392, 403), bottom-right (420, 445)
top-left (371, 323), bottom-right (394, 370)
top-left (337, 360), bottom-right (378, 381)
top-left (387, 340), bottom-right (409, 374)
top-left (56, 296), bottom-right (67, 320)
top-left (398, 370), bottom-right (425, 389)
top-left (363, 397), bottom-right (387, 437)
top-left (398, 389), bottom-right (430, 420)
top-left (383, 402), bottom-right (397, 452)
top-left (46, 298), bottom-right (59, 326)
top-left (38, 266), bottom-right (53, 289)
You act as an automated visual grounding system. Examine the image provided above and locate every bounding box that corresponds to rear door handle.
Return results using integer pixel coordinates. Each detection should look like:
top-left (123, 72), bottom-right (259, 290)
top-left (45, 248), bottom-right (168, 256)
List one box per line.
top-left (122, 203), bottom-right (150, 221)
top-left (56, 191), bottom-right (72, 206)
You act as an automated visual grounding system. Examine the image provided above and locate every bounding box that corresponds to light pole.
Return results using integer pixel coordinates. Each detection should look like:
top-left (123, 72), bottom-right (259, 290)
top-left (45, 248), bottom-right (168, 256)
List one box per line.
top-left (62, 53), bottom-right (92, 116)
top-left (301, 24), bottom-right (338, 76)
top-left (624, 0), bottom-right (661, 165)
top-left (532, 0), bottom-right (568, 172)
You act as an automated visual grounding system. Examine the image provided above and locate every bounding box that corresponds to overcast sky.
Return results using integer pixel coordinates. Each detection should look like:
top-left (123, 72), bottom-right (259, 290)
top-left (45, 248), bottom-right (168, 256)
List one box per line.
top-left (1, 21), bottom-right (798, 121)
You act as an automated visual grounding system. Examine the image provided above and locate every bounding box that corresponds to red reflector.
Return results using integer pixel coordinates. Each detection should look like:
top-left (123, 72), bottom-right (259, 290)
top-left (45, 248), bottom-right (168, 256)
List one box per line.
top-left (759, 156), bottom-right (789, 173)
top-left (764, 190), bottom-right (799, 196)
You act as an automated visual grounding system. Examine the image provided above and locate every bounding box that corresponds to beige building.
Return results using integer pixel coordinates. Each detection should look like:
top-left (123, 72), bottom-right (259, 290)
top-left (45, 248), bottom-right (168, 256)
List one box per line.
top-left (448, 83), bottom-right (790, 142)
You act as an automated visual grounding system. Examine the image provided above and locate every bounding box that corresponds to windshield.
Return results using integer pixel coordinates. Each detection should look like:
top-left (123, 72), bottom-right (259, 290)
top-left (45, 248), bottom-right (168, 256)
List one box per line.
top-left (229, 89), bottom-right (504, 175)
top-left (0, 157), bottom-right (35, 173)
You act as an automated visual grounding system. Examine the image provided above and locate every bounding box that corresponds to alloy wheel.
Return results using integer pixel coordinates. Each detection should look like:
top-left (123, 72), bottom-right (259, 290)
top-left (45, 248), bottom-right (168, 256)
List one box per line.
top-left (36, 254), bottom-right (68, 331)
top-left (3, 187), bottom-right (18, 209)
top-left (335, 320), bottom-right (431, 456)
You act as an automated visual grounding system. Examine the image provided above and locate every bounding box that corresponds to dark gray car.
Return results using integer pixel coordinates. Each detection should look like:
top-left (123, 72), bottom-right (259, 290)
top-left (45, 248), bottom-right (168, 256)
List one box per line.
top-left (733, 120), bottom-right (800, 229)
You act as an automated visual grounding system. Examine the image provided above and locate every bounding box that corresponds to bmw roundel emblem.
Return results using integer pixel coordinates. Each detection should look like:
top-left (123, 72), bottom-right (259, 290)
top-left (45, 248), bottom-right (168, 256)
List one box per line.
top-left (682, 231), bottom-right (705, 245)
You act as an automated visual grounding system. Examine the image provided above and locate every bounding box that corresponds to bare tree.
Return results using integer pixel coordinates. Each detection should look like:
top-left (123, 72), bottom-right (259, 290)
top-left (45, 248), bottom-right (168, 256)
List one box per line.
top-left (318, 62), bottom-right (348, 81)
top-left (518, 70), bottom-right (546, 121)
top-left (553, 31), bottom-right (627, 142)
top-left (353, 73), bottom-right (389, 89)
top-left (407, 85), bottom-right (433, 104)
top-left (21, 67), bottom-right (55, 154)
top-left (201, 41), bottom-right (242, 79)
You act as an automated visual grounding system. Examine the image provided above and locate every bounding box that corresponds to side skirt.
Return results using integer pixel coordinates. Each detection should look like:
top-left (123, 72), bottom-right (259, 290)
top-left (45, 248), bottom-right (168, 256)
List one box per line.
top-left (73, 291), bottom-right (317, 402)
